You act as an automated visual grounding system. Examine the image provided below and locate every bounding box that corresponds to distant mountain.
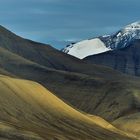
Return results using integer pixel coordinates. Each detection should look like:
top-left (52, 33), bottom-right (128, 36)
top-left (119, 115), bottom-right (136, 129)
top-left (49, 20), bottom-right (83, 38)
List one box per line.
top-left (84, 39), bottom-right (140, 76)
top-left (62, 38), bottom-right (110, 59)
top-left (62, 21), bottom-right (140, 59)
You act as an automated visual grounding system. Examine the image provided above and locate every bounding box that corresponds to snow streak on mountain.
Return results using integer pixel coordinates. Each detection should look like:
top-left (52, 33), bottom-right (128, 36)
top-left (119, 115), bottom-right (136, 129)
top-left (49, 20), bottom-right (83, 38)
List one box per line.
top-left (62, 21), bottom-right (140, 59)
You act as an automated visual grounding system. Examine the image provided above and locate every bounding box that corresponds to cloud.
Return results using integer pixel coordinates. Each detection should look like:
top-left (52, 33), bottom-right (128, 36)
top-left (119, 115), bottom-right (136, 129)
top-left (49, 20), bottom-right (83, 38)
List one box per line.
top-left (0, 0), bottom-right (139, 49)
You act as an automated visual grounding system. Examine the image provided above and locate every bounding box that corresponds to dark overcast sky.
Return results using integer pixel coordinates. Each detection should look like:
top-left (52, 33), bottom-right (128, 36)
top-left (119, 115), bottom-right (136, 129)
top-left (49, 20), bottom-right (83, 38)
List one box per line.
top-left (0, 0), bottom-right (139, 49)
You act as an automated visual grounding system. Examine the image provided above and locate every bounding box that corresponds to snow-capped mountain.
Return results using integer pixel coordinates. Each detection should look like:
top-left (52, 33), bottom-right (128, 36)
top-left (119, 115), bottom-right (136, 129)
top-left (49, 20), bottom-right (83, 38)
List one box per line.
top-left (62, 21), bottom-right (140, 59)
top-left (62, 38), bottom-right (110, 59)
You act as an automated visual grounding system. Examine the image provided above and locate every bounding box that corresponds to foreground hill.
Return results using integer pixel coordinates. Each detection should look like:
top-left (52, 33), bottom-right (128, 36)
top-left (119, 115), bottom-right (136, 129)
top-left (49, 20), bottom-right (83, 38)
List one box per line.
top-left (113, 112), bottom-right (140, 137)
top-left (0, 75), bottom-right (136, 140)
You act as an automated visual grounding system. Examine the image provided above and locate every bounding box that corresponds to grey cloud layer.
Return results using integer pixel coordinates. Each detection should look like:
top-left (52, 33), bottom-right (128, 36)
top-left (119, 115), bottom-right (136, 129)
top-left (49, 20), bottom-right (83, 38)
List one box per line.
top-left (0, 0), bottom-right (139, 48)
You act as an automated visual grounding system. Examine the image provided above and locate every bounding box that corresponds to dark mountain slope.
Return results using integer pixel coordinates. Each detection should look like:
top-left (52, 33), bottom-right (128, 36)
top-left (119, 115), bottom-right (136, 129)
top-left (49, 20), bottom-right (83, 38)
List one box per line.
top-left (0, 25), bottom-right (117, 76)
top-left (84, 40), bottom-right (140, 76)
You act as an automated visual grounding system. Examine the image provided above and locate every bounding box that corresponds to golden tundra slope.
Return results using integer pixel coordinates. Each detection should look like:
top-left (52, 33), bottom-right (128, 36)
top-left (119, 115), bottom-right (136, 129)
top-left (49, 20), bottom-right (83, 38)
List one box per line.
top-left (113, 112), bottom-right (140, 137)
top-left (0, 75), bottom-right (137, 140)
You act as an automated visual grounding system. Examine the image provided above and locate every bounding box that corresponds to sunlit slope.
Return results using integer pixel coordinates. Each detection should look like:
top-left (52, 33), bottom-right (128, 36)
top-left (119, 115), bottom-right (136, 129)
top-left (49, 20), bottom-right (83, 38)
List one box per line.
top-left (113, 113), bottom-right (140, 137)
top-left (0, 122), bottom-right (44, 140)
top-left (0, 75), bottom-right (136, 140)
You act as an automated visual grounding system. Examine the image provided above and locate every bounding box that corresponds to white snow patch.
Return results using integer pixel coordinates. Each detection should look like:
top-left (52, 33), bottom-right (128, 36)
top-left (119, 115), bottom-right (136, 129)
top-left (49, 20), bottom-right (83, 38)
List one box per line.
top-left (102, 35), bottom-right (110, 37)
top-left (67, 38), bottom-right (111, 59)
top-left (124, 21), bottom-right (140, 30)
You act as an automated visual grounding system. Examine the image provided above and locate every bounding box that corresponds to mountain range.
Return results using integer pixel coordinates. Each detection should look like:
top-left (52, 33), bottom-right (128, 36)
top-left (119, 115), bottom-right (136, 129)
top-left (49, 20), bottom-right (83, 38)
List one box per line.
top-left (62, 21), bottom-right (140, 58)
top-left (0, 23), bottom-right (140, 140)
top-left (62, 22), bottom-right (140, 77)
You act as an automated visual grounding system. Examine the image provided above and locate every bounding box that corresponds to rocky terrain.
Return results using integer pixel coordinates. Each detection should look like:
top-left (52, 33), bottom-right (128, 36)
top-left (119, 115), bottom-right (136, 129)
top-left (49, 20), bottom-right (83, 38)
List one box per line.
top-left (0, 25), bottom-right (140, 139)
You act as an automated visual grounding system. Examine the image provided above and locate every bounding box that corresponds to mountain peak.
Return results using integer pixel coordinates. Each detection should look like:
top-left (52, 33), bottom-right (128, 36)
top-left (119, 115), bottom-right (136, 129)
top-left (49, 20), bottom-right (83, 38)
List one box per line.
top-left (125, 21), bottom-right (140, 30)
top-left (62, 21), bottom-right (140, 59)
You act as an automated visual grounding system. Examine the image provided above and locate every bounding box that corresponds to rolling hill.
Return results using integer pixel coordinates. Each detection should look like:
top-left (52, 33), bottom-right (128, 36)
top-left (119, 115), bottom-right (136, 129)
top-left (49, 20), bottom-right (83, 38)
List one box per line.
top-left (113, 112), bottom-right (140, 137)
top-left (0, 75), bottom-right (137, 140)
